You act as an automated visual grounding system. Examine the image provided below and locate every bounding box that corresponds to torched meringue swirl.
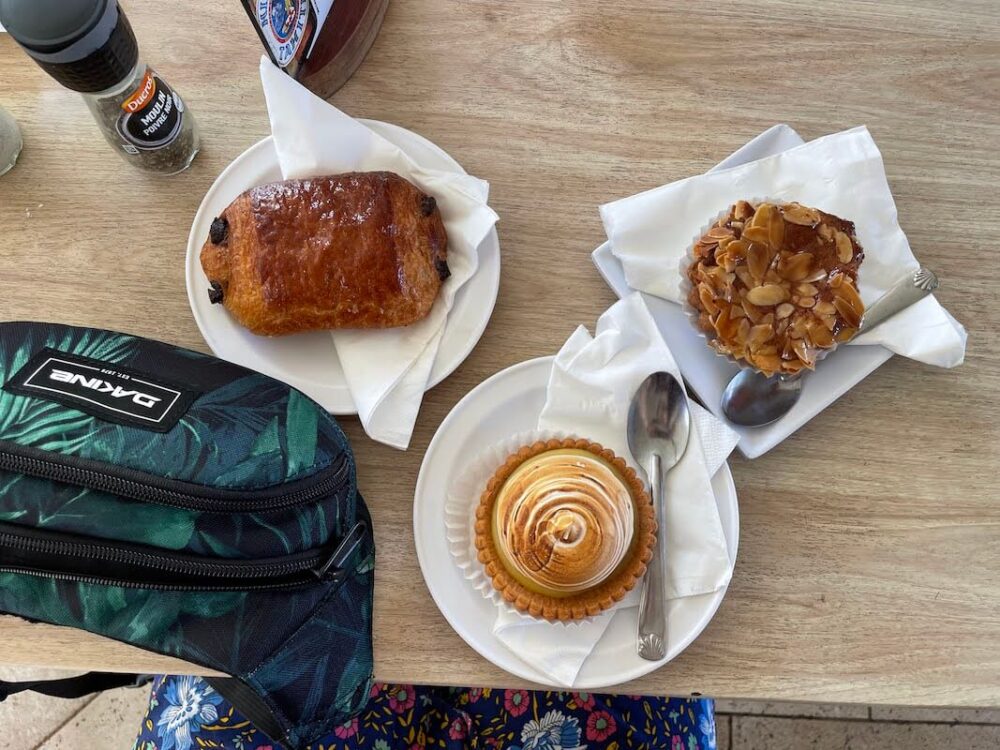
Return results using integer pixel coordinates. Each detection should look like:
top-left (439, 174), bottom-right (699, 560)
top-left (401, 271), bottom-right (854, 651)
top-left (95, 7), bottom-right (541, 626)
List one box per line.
top-left (491, 449), bottom-right (635, 597)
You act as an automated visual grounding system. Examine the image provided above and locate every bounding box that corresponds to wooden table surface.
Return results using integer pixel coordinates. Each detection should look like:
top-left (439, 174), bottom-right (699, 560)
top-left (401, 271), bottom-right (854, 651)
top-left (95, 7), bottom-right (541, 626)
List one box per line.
top-left (0, 0), bottom-right (998, 708)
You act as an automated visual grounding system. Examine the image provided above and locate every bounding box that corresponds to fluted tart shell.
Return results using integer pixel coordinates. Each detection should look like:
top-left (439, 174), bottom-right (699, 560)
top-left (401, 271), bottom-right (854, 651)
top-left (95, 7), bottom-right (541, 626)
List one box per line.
top-left (474, 438), bottom-right (655, 621)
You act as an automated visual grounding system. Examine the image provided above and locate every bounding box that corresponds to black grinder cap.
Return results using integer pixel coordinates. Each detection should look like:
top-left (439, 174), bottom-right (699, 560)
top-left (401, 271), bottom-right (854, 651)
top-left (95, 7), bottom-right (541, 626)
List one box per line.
top-left (0, 0), bottom-right (138, 93)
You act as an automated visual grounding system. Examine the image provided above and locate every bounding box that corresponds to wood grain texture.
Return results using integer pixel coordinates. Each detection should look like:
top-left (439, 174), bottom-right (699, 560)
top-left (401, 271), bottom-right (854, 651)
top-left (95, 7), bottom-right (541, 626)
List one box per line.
top-left (0, 0), bottom-right (998, 707)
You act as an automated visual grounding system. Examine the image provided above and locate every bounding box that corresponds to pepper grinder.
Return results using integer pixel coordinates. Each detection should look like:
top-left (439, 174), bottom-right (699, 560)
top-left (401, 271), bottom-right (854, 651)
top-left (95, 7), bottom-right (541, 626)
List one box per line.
top-left (0, 0), bottom-right (199, 175)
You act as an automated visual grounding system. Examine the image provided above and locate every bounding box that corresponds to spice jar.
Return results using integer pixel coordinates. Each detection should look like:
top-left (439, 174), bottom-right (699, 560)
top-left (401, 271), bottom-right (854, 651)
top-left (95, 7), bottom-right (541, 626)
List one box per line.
top-left (0, 0), bottom-right (199, 175)
top-left (0, 104), bottom-right (23, 177)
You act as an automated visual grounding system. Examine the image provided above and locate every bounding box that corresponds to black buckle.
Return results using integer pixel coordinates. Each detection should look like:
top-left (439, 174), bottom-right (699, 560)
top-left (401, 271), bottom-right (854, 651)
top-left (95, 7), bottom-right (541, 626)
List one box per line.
top-left (313, 521), bottom-right (368, 582)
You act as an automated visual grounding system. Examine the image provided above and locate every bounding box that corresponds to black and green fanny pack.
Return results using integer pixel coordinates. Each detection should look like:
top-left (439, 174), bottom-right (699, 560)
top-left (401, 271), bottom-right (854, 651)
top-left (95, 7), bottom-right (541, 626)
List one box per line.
top-left (0, 321), bottom-right (374, 749)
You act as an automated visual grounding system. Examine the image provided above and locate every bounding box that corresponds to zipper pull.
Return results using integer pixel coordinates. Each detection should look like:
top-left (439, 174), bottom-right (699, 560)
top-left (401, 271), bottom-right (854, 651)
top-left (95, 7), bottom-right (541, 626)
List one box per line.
top-left (313, 521), bottom-right (368, 582)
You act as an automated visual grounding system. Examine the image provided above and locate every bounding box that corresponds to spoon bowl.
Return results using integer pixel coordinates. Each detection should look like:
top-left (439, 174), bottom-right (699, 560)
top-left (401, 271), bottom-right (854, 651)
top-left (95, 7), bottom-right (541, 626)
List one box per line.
top-left (721, 267), bottom-right (939, 427)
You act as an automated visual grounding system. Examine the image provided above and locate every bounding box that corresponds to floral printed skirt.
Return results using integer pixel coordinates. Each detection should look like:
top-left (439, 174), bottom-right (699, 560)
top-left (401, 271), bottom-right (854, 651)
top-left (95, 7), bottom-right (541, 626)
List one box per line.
top-left (134, 676), bottom-right (716, 750)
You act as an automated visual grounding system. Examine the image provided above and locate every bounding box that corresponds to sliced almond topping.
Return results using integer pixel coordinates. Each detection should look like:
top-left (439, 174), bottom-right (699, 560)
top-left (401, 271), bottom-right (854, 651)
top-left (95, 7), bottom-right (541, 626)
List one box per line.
top-left (698, 284), bottom-right (719, 315)
top-left (778, 252), bottom-right (813, 281)
top-left (748, 323), bottom-right (773, 349)
top-left (741, 299), bottom-right (764, 323)
top-left (818, 223), bottom-right (834, 241)
top-left (752, 351), bottom-right (783, 374)
top-left (782, 202), bottom-right (821, 226)
top-left (834, 296), bottom-right (862, 328)
top-left (835, 230), bottom-right (854, 263)
top-left (707, 225), bottom-right (734, 240)
top-left (834, 277), bottom-right (864, 315)
top-left (775, 302), bottom-right (795, 319)
top-left (729, 302), bottom-right (747, 318)
top-left (792, 338), bottom-right (816, 367)
top-left (734, 318), bottom-right (751, 346)
top-left (796, 283), bottom-right (819, 296)
top-left (797, 296), bottom-right (817, 308)
top-left (742, 225), bottom-right (771, 247)
top-left (802, 267), bottom-right (828, 283)
top-left (814, 300), bottom-right (837, 316)
top-left (733, 200), bottom-right (755, 221)
top-left (718, 251), bottom-right (737, 272)
top-left (830, 271), bottom-right (845, 289)
top-left (769, 210), bottom-right (785, 249)
top-left (747, 242), bottom-right (771, 281)
top-left (725, 239), bottom-right (748, 260)
top-left (750, 202), bottom-right (779, 230)
top-left (836, 326), bottom-right (859, 343)
top-left (734, 265), bottom-right (754, 289)
top-left (807, 318), bottom-right (835, 348)
top-left (746, 283), bottom-right (789, 306)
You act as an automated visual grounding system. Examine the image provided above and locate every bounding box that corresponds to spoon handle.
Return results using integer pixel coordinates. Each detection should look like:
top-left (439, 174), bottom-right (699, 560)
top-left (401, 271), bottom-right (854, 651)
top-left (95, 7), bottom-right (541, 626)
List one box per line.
top-left (858, 267), bottom-right (939, 333)
top-left (637, 453), bottom-right (667, 661)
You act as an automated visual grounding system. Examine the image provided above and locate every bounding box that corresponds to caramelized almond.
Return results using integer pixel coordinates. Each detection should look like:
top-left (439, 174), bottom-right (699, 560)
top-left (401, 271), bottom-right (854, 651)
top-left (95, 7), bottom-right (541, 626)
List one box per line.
top-left (742, 225), bottom-right (771, 247)
top-left (734, 200), bottom-right (755, 221)
top-left (707, 225), bottom-right (734, 240)
top-left (734, 265), bottom-right (754, 289)
top-left (797, 296), bottom-right (817, 308)
top-left (775, 302), bottom-right (795, 319)
top-left (835, 278), bottom-right (864, 315)
top-left (779, 252), bottom-right (813, 281)
top-left (796, 283), bottom-right (819, 296)
top-left (748, 323), bottom-right (773, 350)
top-left (750, 202), bottom-right (779, 230)
top-left (836, 326), bottom-right (859, 343)
top-left (698, 284), bottom-right (719, 315)
top-left (834, 296), bottom-right (862, 328)
top-left (782, 202), bottom-right (820, 226)
top-left (747, 242), bottom-right (771, 281)
top-left (746, 283), bottom-right (789, 306)
top-left (835, 230), bottom-right (854, 263)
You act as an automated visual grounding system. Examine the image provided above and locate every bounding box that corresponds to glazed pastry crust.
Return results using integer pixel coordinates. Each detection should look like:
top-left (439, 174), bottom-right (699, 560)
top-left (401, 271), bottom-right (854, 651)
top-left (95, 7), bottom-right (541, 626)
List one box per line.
top-left (474, 438), bottom-right (656, 621)
top-left (200, 172), bottom-right (448, 336)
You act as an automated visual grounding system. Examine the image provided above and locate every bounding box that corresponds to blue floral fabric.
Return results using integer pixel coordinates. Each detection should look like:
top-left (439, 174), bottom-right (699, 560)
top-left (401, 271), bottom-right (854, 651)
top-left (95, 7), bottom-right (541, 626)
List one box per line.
top-left (134, 676), bottom-right (717, 750)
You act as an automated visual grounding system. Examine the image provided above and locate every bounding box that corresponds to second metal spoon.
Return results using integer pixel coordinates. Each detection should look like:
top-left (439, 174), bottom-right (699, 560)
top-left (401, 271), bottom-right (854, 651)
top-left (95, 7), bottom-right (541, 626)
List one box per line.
top-left (721, 267), bottom-right (939, 427)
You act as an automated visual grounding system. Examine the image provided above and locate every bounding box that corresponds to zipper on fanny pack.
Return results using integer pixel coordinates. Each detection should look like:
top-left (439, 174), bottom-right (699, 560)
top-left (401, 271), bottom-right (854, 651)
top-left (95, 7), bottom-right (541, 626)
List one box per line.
top-left (0, 442), bottom-right (350, 513)
top-left (0, 520), bottom-right (368, 591)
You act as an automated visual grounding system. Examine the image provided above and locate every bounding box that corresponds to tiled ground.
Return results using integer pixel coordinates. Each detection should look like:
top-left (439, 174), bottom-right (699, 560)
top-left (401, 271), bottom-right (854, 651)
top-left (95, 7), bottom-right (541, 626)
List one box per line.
top-left (2, 668), bottom-right (1000, 749)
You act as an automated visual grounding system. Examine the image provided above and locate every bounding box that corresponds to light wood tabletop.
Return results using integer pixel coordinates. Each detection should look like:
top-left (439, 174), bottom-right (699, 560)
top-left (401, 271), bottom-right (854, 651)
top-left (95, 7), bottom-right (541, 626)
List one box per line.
top-left (0, 0), bottom-right (998, 709)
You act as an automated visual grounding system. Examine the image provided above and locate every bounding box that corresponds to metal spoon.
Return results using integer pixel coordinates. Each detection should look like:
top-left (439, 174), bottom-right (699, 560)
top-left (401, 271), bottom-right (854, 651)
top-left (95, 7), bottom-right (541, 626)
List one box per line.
top-left (721, 267), bottom-right (940, 427)
top-left (627, 371), bottom-right (692, 661)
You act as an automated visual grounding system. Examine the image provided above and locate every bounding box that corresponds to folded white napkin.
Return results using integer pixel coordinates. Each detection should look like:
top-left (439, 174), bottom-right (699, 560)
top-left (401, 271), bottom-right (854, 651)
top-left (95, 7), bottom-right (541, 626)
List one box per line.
top-left (259, 58), bottom-right (499, 449)
top-left (601, 126), bottom-right (966, 368)
top-left (492, 292), bottom-right (739, 686)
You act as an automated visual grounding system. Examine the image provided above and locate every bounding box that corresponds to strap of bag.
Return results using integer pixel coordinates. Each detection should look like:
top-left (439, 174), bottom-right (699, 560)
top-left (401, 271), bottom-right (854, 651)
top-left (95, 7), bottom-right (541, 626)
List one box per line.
top-left (0, 672), bottom-right (149, 702)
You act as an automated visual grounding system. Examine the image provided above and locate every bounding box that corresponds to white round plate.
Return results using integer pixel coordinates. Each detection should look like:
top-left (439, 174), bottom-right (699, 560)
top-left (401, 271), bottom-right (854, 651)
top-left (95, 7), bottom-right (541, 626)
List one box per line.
top-left (414, 356), bottom-right (739, 689)
top-left (186, 122), bottom-right (501, 415)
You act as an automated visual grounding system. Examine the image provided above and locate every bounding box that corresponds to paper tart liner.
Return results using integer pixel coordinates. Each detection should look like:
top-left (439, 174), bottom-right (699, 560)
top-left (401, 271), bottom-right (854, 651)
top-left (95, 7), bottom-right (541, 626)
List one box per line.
top-left (679, 197), bottom-right (856, 378)
top-left (456, 434), bottom-right (654, 623)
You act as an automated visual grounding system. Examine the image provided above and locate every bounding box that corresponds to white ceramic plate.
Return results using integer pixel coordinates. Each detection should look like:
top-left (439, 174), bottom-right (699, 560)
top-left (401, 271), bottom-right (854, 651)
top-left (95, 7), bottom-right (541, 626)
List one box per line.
top-left (591, 125), bottom-right (893, 459)
top-left (186, 122), bottom-right (501, 415)
top-left (414, 356), bottom-right (738, 689)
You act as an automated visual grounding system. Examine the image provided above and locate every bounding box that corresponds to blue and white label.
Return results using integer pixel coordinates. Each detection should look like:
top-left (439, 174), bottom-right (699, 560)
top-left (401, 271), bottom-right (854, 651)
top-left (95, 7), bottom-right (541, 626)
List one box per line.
top-left (256, 0), bottom-right (311, 67)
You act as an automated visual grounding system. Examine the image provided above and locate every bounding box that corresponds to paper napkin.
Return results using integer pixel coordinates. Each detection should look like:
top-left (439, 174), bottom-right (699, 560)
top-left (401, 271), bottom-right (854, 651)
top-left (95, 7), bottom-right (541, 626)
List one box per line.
top-left (601, 126), bottom-right (966, 368)
top-left (492, 292), bottom-right (739, 686)
top-left (259, 58), bottom-right (499, 449)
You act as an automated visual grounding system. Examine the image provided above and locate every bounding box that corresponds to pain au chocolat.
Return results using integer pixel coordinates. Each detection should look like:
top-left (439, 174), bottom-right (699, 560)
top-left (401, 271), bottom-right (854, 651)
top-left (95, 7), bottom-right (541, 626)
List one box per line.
top-left (686, 200), bottom-right (865, 376)
top-left (200, 171), bottom-right (449, 336)
top-left (474, 438), bottom-right (655, 621)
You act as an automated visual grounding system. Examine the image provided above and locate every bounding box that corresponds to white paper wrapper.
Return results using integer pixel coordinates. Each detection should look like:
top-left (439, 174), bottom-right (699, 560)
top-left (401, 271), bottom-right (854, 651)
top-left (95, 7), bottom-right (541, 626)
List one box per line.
top-left (444, 430), bottom-right (601, 630)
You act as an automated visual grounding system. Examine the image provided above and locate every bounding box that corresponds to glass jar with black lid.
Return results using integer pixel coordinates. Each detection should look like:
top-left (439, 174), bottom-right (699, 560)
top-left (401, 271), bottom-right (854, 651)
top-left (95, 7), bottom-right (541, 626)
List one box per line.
top-left (0, 0), bottom-right (199, 175)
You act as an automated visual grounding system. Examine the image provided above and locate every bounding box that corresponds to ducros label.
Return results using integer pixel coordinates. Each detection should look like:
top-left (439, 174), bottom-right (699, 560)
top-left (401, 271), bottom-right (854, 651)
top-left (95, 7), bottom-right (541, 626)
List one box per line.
top-left (116, 69), bottom-right (185, 153)
top-left (256, 0), bottom-right (311, 68)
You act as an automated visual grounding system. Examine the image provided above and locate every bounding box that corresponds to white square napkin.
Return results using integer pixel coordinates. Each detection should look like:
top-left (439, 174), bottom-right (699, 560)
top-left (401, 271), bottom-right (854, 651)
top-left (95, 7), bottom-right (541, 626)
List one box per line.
top-left (259, 58), bottom-right (499, 449)
top-left (601, 126), bottom-right (966, 368)
top-left (492, 292), bottom-right (739, 686)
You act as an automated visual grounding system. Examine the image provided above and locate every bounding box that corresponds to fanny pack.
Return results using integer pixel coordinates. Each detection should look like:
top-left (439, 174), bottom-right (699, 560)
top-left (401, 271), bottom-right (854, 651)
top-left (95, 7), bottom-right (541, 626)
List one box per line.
top-left (0, 321), bottom-right (375, 749)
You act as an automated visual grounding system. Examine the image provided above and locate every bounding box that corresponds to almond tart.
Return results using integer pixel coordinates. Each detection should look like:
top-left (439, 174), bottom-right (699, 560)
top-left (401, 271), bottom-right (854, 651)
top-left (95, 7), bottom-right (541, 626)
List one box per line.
top-left (474, 438), bottom-right (655, 621)
top-left (686, 200), bottom-right (865, 376)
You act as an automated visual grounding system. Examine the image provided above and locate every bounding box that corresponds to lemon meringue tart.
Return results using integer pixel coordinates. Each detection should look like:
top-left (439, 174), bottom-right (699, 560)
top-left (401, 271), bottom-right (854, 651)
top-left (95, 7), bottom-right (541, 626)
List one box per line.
top-left (474, 438), bottom-right (655, 621)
